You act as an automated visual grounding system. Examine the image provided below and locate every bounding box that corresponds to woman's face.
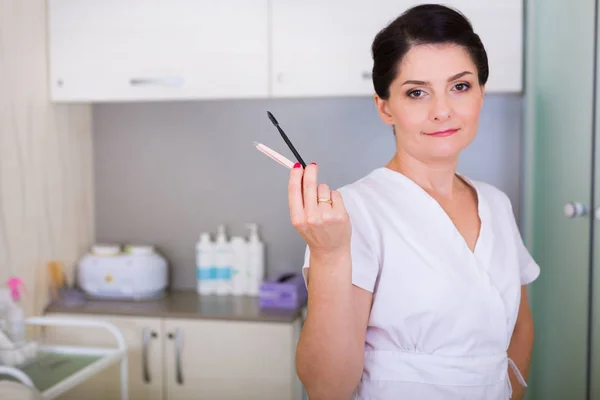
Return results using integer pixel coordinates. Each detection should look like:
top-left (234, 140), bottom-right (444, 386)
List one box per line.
top-left (375, 43), bottom-right (484, 164)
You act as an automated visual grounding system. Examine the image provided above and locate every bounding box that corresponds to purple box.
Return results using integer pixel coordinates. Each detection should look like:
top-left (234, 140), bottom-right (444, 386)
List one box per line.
top-left (259, 272), bottom-right (308, 309)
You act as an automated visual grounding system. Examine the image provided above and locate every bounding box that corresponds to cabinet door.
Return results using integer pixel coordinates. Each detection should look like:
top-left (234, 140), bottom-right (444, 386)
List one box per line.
top-left (48, 0), bottom-right (269, 102)
top-left (270, 0), bottom-right (522, 98)
top-left (443, 0), bottom-right (522, 92)
top-left (164, 318), bottom-right (301, 400)
top-left (43, 314), bottom-right (164, 400)
top-left (523, 0), bottom-right (596, 399)
top-left (270, 0), bottom-right (403, 98)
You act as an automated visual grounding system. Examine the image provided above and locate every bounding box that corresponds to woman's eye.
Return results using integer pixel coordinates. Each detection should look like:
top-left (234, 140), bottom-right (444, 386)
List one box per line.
top-left (454, 83), bottom-right (471, 91)
top-left (408, 89), bottom-right (425, 98)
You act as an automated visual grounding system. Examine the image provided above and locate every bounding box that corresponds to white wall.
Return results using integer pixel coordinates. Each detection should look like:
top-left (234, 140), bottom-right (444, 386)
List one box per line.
top-left (93, 94), bottom-right (524, 290)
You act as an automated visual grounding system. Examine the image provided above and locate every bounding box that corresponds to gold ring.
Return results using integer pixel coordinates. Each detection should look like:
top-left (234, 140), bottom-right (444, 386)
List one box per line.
top-left (317, 197), bottom-right (333, 205)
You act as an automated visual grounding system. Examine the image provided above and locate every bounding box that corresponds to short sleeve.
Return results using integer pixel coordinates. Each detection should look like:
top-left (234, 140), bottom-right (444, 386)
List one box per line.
top-left (504, 195), bottom-right (540, 285)
top-left (302, 188), bottom-right (380, 292)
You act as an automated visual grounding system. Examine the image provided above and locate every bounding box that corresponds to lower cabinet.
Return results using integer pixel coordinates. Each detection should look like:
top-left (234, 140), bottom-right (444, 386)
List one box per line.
top-left (44, 313), bottom-right (304, 400)
top-left (163, 318), bottom-right (301, 400)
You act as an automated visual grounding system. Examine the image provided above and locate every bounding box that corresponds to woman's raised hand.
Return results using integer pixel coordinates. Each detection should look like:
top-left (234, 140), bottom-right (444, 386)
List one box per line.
top-left (288, 162), bottom-right (351, 257)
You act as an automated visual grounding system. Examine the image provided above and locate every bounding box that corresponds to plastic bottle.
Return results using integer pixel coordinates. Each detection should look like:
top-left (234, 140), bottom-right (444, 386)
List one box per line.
top-left (196, 232), bottom-right (216, 295)
top-left (0, 288), bottom-right (11, 333)
top-left (230, 236), bottom-right (248, 296)
top-left (246, 224), bottom-right (265, 296)
top-left (214, 225), bottom-right (232, 295)
top-left (6, 277), bottom-right (25, 343)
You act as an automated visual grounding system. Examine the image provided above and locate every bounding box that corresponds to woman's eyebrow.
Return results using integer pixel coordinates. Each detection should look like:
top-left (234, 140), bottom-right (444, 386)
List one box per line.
top-left (401, 71), bottom-right (473, 86)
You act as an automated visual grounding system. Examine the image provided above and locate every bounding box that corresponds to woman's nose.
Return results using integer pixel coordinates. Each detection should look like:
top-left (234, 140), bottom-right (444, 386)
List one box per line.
top-left (429, 95), bottom-right (452, 121)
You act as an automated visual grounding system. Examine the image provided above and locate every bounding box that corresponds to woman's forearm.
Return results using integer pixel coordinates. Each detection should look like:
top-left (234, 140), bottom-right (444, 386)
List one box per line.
top-left (296, 250), bottom-right (364, 400)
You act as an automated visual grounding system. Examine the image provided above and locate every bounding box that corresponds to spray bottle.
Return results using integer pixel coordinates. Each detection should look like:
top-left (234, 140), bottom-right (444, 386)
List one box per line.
top-left (6, 277), bottom-right (26, 343)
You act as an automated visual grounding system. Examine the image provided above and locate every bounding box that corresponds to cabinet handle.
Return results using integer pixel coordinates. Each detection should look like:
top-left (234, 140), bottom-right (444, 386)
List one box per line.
top-left (564, 202), bottom-right (588, 218)
top-left (169, 329), bottom-right (184, 385)
top-left (129, 76), bottom-right (184, 87)
top-left (142, 328), bottom-right (158, 383)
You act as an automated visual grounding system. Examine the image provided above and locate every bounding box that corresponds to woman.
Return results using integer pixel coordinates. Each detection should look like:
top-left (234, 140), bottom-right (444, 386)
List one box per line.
top-left (290, 4), bottom-right (539, 400)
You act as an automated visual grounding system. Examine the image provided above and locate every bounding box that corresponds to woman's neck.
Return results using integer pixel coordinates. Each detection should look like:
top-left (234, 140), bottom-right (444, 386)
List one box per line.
top-left (386, 151), bottom-right (461, 199)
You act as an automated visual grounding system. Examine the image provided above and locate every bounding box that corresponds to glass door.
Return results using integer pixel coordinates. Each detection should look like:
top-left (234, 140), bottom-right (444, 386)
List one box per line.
top-left (590, 1), bottom-right (600, 398)
top-left (523, 0), bottom-right (597, 399)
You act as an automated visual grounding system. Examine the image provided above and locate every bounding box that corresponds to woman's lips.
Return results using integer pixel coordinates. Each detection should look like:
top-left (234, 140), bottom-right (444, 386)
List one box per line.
top-left (424, 128), bottom-right (459, 137)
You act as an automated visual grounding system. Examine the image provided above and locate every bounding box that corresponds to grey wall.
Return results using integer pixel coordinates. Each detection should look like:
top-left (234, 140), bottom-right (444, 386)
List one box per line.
top-left (93, 94), bottom-right (523, 290)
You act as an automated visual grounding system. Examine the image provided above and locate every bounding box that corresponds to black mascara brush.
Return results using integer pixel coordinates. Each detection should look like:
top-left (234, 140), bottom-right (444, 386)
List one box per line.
top-left (266, 111), bottom-right (307, 168)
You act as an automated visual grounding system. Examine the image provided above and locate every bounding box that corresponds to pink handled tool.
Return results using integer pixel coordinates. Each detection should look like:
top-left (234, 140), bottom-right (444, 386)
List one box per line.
top-left (254, 142), bottom-right (296, 169)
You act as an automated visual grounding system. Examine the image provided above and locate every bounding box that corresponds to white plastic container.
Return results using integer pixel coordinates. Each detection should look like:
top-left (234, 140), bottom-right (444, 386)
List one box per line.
top-left (77, 247), bottom-right (168, 300)
top-left (5, 278), bottom-right (25, 343)
top-left (246, 224), bottom-right (265, 296)
top-left (230, 236), bottom-right (248, 296)
top-left (6, 302), bottom-right (24, 343)
top-left (196, 232), bottom-right (216, 295)
top-left (125, 244), bottom-right (155, 256)
top-left (0, 338), bottom-right (39, 367)
top-left (91, 244), bottom-right (122, 256)
top-left (214, 225), bottom-right (232, 295)
top-left (0, 288), bottom-right (11, 332)
top-left (0, 329), bottom-right (14, 350)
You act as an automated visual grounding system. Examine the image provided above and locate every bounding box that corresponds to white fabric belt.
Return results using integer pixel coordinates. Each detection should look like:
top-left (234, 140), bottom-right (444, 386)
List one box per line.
top-left (362, 350), bottom-right (527, 397)
top-left (507, 358), bottom-right (528, 398)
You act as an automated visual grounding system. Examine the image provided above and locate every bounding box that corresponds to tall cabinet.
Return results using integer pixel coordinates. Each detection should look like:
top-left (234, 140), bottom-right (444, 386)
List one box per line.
top-left (523, 0), bottom-right (598, 399)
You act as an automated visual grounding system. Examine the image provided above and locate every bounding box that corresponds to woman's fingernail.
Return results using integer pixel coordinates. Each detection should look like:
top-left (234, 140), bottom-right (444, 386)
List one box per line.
top-left (293, 162), bottom-right (301, 168)
top-left (311, 162), bottom-right (317, 165)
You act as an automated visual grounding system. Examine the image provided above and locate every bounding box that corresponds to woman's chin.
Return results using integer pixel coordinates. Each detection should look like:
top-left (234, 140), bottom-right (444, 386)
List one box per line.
top-left (423, 143), bottom-right (464, 161)
top-left (422, 135), bottom-right (472, 161)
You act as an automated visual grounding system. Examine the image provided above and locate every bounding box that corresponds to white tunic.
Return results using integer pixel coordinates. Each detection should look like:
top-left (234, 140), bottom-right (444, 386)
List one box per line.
top-left (302, 167), bottom-right (540, 400)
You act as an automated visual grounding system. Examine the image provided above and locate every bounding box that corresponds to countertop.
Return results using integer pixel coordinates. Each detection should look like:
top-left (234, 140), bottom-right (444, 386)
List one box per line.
top-left (44, 291), bottom-right (305, 324)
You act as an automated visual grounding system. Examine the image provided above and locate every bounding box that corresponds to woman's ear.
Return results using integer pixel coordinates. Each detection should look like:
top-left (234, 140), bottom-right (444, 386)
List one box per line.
top-left (374, 94), bottom-right (395, 125)
top-left (479, 85), bottom-right (485, 110)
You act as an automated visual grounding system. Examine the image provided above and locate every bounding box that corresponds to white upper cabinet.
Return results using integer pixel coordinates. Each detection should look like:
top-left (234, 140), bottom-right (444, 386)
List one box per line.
top-left (270, 0), bottom-right (405, 98)
top-left (47, 0), bottom-right (522, 102)
top-left (270, 0), bottom-right (522, 98)
top-left (48, 0), bottom-right (269, 102)
top-left (447, 0), bottom-right (523, 93)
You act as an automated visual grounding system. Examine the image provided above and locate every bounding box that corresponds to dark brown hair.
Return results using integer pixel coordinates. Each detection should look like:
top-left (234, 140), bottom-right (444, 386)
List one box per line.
top-left (371, 4), bottom-right (489, 99)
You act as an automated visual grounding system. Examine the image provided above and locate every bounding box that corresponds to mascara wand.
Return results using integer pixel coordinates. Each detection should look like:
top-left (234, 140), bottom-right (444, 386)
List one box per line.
top-left (266, 111), bottom-right (307, 168)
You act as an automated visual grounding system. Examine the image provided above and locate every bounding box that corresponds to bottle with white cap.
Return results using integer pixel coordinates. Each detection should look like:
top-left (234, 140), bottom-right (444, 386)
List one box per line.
top-left (230, 236), bottom-right (248, 296)
top-left (214, 225), bottom-right (233, 295)
top-left (246, 223), bottom-right (265, 296)
top-left (196, 232), bottom-right (216, 295)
